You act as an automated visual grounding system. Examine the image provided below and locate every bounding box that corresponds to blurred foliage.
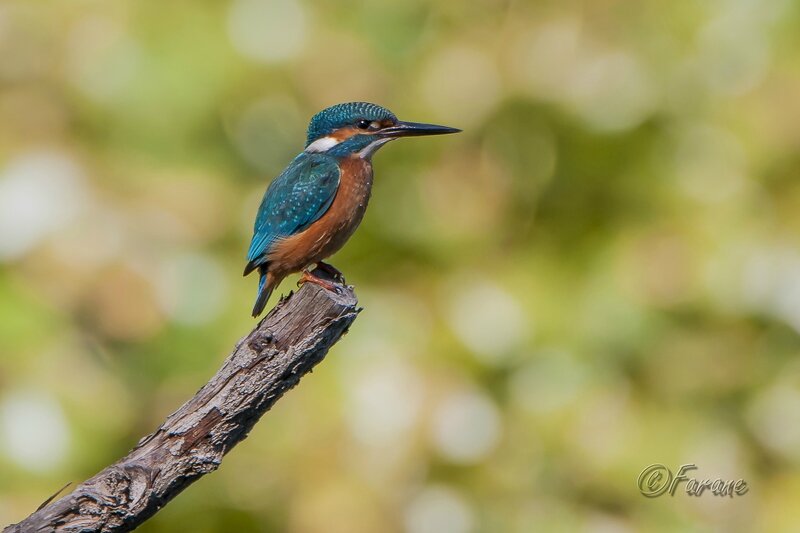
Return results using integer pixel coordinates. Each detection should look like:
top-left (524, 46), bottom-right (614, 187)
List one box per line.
top-left (1, 0), bottom-right (800, 531)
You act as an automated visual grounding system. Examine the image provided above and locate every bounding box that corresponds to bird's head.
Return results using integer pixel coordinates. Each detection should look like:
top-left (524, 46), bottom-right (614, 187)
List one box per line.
top-left (304, 102), bottom-right (460, 159)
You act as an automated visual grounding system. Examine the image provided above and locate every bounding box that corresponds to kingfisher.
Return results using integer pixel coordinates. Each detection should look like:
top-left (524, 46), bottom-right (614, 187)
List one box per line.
top-left (244, 102), bottom-right (460, 317)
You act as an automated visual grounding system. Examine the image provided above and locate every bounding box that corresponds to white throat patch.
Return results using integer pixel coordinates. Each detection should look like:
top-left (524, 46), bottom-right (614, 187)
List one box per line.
top-left (305, 136), bottom-right (341, 153)
top-left (358, 137), bottom-right (393, 158)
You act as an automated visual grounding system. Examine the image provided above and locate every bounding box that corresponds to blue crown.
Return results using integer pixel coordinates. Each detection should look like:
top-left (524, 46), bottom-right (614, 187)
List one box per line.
top-left (306, 102), bottom-right (397, 146)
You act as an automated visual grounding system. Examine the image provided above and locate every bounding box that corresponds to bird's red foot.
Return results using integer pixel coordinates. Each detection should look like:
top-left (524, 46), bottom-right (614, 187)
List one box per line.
top-left (316, 261), bottom-right (346, 283)
top-left (297, 270), bottom-right (339, 292)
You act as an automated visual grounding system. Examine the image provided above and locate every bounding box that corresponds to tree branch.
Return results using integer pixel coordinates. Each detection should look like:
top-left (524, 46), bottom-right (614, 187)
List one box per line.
top-left (5, 268), bottom-right (359, 533)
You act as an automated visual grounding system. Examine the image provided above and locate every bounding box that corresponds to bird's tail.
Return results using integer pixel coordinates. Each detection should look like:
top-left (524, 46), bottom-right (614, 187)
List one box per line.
top-left (252, 268), bottom-right (277, 317)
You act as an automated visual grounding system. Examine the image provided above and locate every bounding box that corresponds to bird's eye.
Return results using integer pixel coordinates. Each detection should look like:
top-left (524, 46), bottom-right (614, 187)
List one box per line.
top-left (356, 119), bottom-right (371, 130)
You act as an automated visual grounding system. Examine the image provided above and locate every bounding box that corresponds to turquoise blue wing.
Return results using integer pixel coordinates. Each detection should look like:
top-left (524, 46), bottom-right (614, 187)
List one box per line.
top-left (244, 153), bottom-right (340, 274)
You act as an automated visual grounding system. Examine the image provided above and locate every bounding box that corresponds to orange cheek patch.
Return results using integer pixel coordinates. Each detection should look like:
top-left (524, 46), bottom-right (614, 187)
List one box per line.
top-left (330, 126), bottom-right (360, 141)
top-left (329, 125), bottom-right (385, 141)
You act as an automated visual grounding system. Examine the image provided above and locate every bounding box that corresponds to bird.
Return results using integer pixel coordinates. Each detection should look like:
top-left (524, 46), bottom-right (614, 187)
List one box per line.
top-left (244, 102), bottom-right (460, 317)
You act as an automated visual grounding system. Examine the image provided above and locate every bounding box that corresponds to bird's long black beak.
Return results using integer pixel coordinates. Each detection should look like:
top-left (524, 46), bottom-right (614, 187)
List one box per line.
top-left (379, 121), bottom-right (461, 138)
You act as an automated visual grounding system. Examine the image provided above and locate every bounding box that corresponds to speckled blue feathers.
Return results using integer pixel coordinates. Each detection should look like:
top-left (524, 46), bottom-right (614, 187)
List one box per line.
top-left (306, 102), bottom-right (396, 145)
top-left (244, 153), bottom-right (341, 275)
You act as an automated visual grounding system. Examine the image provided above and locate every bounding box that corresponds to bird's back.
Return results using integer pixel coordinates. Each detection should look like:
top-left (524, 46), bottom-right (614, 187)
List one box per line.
top-left (244, 152), bottom-right (341, 275)
top-left (266, 155), bottom-right (373, 274)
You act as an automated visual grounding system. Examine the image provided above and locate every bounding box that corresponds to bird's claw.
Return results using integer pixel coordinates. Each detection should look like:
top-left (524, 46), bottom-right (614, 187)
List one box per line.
top-left (297, 270), bottom-right (340, 293)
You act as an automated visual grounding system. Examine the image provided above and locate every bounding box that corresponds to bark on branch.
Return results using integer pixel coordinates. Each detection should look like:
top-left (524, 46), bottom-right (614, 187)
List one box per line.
top-left (5, 268), bottom-right (359, 533)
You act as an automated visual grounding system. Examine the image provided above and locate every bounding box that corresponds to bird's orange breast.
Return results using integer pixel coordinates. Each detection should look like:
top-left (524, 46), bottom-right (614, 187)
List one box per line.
top-left (267, 156), bottom-right (373, 274)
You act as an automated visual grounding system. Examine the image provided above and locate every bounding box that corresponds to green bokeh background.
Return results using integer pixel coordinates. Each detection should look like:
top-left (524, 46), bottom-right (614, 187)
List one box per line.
top-left (2, 0), bottom-right (800, 531)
